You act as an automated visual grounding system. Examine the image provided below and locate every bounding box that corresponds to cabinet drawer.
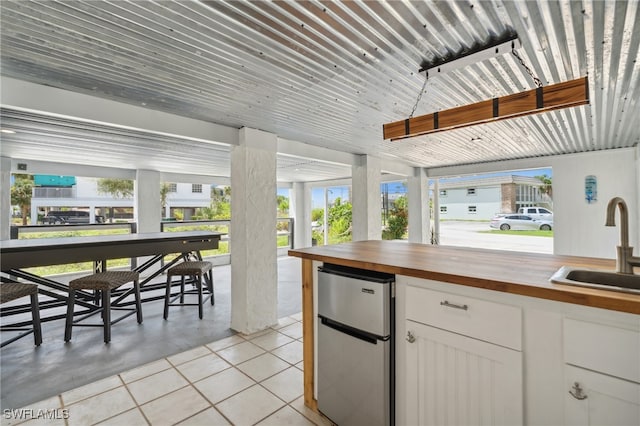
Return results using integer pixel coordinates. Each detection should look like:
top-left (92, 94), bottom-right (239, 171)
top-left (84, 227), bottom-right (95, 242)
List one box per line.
top-left (564, 318), bottom-right (640, 383)
top-left (406, 285), bottom-right (522, 350)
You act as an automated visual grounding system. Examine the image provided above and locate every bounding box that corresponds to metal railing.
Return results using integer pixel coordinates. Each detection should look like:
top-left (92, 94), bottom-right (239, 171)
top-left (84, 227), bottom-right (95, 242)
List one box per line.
top-left (159, 217), bottom-right (294, 251)
top-left (8, 218), bottom-right (294, 261)
top-left (10, 222), bottom-right (137, 239)
top-left (11, 217), bottom-right (293, 245)
top-left (32, 187), bottom-right (76, 198)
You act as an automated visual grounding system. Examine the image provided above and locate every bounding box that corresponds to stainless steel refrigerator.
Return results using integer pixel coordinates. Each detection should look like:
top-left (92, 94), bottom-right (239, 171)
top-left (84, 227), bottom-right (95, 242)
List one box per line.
top-left (317, 264), bottom-right (395, 426)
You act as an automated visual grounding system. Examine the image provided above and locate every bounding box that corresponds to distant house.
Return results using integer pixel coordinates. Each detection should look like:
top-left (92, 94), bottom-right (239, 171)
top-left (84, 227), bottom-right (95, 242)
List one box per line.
top-left (434, 175), bottom-right (552, 220)
top-left (30, 175), bottom-right (212, 223)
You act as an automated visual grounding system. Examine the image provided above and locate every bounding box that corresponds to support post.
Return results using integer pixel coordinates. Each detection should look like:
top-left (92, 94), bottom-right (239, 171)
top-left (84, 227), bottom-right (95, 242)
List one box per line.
top-left (230, 127), bottom-right (278, 334)
top-left (352, 155), bottom-right (382, 241)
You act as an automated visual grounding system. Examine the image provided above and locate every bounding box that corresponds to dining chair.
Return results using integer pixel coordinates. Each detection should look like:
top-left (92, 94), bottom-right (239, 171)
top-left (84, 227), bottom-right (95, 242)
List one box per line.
top-left (64, 270), bottom-right (142, 343)
top-left (0, 282), bottom-right (43, 348)
top-left (164, 261), bottom-right (214, 320)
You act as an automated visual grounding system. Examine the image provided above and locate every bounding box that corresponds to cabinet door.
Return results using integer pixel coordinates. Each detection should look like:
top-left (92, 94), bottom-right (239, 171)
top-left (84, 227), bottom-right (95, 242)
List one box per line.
top-left (565, 365), bottom-right (640, 425)
top-left (405, 320), bottom-right (523, 426)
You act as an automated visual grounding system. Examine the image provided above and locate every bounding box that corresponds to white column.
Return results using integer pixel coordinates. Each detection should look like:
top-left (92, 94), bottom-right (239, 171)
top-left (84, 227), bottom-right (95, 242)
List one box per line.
top-left (231, 127), bottom-right (278, 334)
top-left (323, 188), bottom-right (329, 245)
top-left (352, 155), bottom-right (382, 241)
top-left (1, 157), bottom-right (11, 240)
top-left (291, 181), bottom-right (312, 248)
top-left (433, 179), bottom-right (440, 244)
top-left (30, 201), bottom-right (40, 225)
top-left (408, 167), bottom-right (430, 243)
top-left (636, 145), bottom-right (640, 246)
top-left (135, 170), bottom-right (161, 233)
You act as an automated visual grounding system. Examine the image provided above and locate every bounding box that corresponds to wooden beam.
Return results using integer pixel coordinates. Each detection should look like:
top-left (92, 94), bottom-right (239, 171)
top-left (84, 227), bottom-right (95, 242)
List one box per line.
top-left (301, 258), bottom-right (318, 411)
top-left (383, 76), bottom-right (589, 141)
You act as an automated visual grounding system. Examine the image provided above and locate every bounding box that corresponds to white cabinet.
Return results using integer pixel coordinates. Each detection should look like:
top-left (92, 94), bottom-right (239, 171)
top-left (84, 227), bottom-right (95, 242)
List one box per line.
top-left (397, 275), bottom-right (639, 426)
top-left (564, 365), bottom-right (640, 426)
top-left (403, 284), bottom-right (523, 425)
top-left (563, 318), bottom-right (640, 425)
top-left (405, 320), bottom-right (523, 425)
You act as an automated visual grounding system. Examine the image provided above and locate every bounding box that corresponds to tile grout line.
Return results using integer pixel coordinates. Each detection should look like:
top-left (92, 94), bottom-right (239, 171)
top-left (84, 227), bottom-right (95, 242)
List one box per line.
top-left (11, 317), bottom-right (312, 426)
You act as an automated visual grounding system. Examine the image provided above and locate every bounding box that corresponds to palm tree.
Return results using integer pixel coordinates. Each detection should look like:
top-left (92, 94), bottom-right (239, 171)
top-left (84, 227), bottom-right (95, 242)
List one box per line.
top-left (535, 174), bottom-right (553, 200)
top-left (160, 183), bottom-right (171, 216)
top-left (96, 178), bottom-right (134, 222)
top-left (11, 175), bottom-right (34, 225)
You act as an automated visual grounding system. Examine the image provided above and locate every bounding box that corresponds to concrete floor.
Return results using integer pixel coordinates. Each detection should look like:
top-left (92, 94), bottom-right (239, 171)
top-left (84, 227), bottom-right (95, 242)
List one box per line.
top-left (0, 256), bottom-right (302, 410)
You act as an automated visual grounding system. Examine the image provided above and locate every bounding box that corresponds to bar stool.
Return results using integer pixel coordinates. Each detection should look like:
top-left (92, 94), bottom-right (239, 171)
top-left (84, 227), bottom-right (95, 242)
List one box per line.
top-left (65, 271), bottom-right (142, 344)
top-left (0, 283), bottom-right (42, 348)
top-left (164, 261), bottom-right (214, 320)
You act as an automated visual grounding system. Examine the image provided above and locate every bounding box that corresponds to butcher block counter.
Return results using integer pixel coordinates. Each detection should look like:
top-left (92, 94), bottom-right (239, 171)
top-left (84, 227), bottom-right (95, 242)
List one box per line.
top-left (288, 240), bottom-right (640, 411)
top-left (289, 240), bottom-right (639, 314)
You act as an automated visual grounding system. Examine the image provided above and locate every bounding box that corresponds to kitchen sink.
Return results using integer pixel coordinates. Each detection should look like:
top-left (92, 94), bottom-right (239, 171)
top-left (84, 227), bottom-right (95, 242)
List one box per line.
top-left (550, 266), bottom-right (640, 294)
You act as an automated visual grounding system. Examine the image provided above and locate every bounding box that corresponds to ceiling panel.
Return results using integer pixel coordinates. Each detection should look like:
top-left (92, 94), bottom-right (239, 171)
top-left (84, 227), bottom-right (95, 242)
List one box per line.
top-left (1, 0), bottom-right (638, 179)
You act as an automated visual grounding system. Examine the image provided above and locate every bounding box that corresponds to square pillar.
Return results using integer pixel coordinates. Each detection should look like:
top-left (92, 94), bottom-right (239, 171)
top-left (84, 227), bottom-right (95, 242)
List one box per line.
top-left (231, 128), bottom-right (278, 334)
top-left (134, 170), bottom-right (161, 233)
top-left (1, 157), bottom-right (11, 240)
top-left (352, 155), bottom-right (381, 241)
top-left (408, 167), bottom-right (430, 243)
top-left (291, 182), bottom-right (312, 249)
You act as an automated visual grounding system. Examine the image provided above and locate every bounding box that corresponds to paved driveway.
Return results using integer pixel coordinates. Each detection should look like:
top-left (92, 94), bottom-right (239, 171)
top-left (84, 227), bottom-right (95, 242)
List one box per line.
top-left (435, 221), bottom-right (553, 254)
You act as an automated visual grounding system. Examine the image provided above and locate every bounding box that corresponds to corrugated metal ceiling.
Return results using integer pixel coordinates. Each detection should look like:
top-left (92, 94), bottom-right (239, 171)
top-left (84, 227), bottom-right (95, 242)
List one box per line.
top-left (1, 0), bottom-right (638, 180)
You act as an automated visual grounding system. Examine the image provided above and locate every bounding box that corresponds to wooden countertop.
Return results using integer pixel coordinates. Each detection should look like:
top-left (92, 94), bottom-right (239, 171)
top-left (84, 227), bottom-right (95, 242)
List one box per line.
top-left (289, 240), bottom-right (640, 315)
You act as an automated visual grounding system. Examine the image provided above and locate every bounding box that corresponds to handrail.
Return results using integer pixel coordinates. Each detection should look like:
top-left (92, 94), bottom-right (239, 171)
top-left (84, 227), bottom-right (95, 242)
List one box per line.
top-left (10, 222), bottom-right (137, 239)
top-left (160, 218), bottom-right (294, 249)
top-left (8, 217), bottom-right (295, 249)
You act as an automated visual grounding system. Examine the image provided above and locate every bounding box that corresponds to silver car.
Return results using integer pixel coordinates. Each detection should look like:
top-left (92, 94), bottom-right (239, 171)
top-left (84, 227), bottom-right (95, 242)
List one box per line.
top-left (490, 214), bottom-right (553, 231)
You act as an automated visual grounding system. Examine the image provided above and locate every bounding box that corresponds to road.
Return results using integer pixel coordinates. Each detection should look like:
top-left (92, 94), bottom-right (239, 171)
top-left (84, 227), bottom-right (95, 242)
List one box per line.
top-left (435, 221), bottom-right (553, 254)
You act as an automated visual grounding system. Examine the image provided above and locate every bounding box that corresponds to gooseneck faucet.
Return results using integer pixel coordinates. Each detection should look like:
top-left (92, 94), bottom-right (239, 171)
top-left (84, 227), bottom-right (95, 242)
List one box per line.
top-left (605, 197), bottom-right (640, 274)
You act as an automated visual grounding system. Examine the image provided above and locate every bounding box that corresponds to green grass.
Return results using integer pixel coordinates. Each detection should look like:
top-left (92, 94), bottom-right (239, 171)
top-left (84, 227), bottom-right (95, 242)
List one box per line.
top-left (19, 228), bottom-right (131, 239)
top-left (479, 230), bottom-right (554, 237)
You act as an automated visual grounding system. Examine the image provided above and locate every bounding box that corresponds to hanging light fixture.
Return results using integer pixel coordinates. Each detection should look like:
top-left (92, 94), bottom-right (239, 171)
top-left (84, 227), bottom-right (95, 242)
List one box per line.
top-left (383, 33), bottom-right (589, 141)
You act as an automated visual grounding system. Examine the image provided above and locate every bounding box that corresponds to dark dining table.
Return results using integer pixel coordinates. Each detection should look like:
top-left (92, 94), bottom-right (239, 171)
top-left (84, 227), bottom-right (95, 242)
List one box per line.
top-left (0, 231), bottom-right (224, 325)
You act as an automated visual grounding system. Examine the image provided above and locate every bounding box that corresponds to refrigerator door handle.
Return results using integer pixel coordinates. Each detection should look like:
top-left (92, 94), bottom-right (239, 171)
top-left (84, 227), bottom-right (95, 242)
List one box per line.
top-left (319, 316), bottom-right (384, 344)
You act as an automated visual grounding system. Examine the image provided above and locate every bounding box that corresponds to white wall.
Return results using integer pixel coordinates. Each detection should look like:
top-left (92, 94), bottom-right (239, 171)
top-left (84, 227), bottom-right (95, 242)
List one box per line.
top-left (166, 183), bottom-right (212, 202)
top-left (552, 148), bottom-right (638, 258)
top-left (440, 186), bottom-right (502, 220)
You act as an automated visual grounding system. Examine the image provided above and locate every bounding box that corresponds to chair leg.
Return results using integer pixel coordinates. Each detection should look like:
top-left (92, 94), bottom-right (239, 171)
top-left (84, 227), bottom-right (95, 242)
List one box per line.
top-left (164, 274), bottom-right (171, 320)
top-left (30, 292), bottom-right (42, 346)
top-left (207, 270), bottom-right (215, 305)
top-left (103, 290), bottom-right (111, 344)
top-left (64, 289), bottom-right (76, 342)
top-left (197, 273), bottom-right (203, 320)
top-left (180, 276), bottom-right (185, 304)
top-left (134, 279), bottom-right (143, 324)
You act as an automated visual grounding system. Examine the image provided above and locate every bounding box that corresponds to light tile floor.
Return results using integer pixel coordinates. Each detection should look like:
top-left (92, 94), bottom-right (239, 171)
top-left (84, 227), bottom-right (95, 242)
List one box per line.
top-left (3, 314), bottom-right (332, 426)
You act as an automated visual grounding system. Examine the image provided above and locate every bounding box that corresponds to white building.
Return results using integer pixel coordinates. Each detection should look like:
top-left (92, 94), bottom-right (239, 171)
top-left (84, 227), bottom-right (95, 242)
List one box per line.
top-left (30, 176), bottom-right (212, 223)
top-left (436, 175), bottom-right (551, 220)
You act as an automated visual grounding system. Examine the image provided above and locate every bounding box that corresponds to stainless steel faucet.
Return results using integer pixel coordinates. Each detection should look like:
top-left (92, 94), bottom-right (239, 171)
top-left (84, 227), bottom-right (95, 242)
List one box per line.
top-left (605, 197), bottom-right (640, 274)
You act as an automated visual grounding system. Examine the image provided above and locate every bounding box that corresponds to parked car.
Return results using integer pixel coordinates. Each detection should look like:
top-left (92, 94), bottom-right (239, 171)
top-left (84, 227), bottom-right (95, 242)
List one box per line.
top-left (517, 207), bottom-right (553, 220)
top-left (490, 214), bottom-right (553, 231)
top-left (43, 210), bottom-right (104, 224)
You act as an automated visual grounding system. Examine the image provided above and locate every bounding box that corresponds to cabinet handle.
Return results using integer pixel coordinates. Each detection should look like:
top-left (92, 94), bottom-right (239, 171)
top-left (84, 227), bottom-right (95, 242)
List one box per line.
top-left (440, 300), bottom-right (468, 311)
top-left (569, 382), bottom-right (587, 400)
top-left (406, 331), bottom-right (416, 343)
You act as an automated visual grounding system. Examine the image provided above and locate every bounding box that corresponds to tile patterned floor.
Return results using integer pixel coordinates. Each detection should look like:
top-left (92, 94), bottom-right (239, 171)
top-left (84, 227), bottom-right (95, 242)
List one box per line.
top-left (4, 314), bottom-right (332, 426)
